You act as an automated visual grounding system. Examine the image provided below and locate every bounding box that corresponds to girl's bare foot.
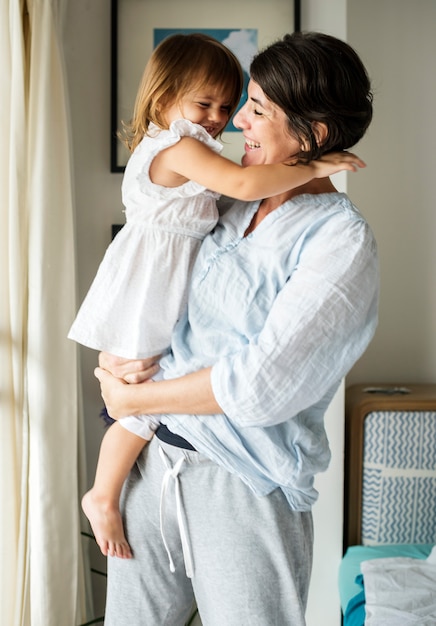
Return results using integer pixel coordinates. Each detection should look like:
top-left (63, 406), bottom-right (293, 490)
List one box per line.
top-left (82, 489), bottom-right (132, 558)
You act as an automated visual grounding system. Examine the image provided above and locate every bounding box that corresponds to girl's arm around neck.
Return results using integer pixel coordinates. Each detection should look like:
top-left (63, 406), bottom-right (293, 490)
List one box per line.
top-left (150, 136), bottom-right (365, 201)
top-left (94, 366), bottom-right (222, 420)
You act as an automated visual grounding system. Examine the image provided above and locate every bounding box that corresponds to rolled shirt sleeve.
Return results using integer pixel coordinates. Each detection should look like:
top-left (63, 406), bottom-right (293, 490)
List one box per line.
top-left (210, 213), bottom-right (379, 427)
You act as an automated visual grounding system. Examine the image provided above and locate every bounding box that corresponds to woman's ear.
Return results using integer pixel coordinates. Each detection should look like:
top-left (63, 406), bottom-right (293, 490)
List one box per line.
top-left (312, 121), bottom-right (329, 146)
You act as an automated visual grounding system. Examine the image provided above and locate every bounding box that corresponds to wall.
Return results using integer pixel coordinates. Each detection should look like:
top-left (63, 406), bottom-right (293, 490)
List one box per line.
top-left (346, 0), bottom-right (436, 386)
top-left (64, 1), bottom-right (436, 624)
top-left (298, 6), bottom-right (348, 626)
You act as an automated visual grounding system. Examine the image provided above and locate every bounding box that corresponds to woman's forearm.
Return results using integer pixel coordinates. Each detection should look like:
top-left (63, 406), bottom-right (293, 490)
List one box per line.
top-left (95, 365), bottom-right (223, 419)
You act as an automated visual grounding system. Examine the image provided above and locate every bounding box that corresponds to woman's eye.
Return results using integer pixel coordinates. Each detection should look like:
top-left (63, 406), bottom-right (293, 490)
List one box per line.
top-left (254, 109), bottom-right (263, 116)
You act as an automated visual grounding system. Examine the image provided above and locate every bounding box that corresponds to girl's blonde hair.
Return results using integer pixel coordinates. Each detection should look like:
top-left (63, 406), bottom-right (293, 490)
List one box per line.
top-left (120, 33), bottom-right (244, 153)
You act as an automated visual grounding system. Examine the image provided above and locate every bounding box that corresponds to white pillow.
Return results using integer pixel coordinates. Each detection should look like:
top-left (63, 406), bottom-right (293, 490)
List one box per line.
top-left (362, 552), bottom-right (436, 625)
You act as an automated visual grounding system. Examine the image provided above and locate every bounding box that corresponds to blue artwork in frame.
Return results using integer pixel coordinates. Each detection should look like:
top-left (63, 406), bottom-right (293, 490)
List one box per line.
top-left (111, 0), bottom-right (300, 172)
top-left (153, 28), bottom-right (258, 132)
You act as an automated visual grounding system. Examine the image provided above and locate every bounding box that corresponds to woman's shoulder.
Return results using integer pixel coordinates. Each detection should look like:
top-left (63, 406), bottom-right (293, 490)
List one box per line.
top-left (295, 193), bottom-right (377, 254)
top-left (267, 192), bottom-right (376, 254)
top-left (290, 192), bottom-right (371, 227)
top-left (293, 191), bottom-right (355, 211)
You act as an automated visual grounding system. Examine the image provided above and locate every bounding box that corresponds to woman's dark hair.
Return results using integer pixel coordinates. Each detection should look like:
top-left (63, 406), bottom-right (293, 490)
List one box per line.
top-left (250, 31), bottom-right (373, 162)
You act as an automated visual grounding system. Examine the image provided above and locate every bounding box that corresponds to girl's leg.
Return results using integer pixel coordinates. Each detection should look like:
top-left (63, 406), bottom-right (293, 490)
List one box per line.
top-left (82, 421), bottom-right (146, 558)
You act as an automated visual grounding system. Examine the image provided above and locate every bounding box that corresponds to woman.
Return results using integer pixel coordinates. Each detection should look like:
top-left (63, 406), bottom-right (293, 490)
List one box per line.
top-left (95, 31), bottom-right (379, 625)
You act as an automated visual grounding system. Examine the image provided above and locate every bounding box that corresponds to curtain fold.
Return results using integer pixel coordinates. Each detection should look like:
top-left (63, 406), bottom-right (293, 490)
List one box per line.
top-left (1, 1), bottom-right (30, 623)
top-left (1, 0), bottom-right (88, 623)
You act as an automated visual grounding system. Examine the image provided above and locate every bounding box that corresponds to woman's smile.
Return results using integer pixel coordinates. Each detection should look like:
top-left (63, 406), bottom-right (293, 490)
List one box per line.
top-left (234, 79), bottom-right (300, 166)
top-left (244, 139), bottom-right (261, 151)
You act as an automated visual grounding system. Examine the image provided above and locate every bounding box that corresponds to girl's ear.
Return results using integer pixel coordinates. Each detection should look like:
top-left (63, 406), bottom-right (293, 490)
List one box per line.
top-left (312, 121), bottom-right (329, 146)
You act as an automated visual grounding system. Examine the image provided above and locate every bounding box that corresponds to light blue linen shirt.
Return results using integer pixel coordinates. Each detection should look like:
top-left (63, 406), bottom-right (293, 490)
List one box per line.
top-left (160, 192), bottom-right (379, 510)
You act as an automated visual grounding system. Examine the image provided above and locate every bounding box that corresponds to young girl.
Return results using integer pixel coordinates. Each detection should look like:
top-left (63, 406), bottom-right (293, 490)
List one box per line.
top-left (69, 33), bottom-right (364, 559)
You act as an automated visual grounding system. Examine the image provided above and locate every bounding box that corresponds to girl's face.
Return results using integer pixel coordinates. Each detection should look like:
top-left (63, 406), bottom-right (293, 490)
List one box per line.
top-left (233, 79), bottom-right (300, 166)
top-left (164, 83), bottom-right (233, 138)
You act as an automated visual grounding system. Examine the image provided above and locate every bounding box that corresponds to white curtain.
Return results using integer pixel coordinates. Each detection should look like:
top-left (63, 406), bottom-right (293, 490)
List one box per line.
top-left (1, 0), bottom-right (88, 624)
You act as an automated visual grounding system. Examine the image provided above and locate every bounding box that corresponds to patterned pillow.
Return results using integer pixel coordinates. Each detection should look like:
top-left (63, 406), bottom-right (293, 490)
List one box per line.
top-left (361, 410), bottom-right (436, 545)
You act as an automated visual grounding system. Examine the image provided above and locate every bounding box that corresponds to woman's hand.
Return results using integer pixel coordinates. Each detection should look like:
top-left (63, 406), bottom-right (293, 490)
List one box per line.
top-left (95, 360), bottom-right (222, 419)
top-left (98, 351), bottom-right (161, 384)
top-left (94, 366), bottom-right (140, 420)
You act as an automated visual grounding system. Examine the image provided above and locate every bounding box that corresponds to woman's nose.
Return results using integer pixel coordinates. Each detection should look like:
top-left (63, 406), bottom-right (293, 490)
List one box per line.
top-left (233, 104), bottom-right (246, 130)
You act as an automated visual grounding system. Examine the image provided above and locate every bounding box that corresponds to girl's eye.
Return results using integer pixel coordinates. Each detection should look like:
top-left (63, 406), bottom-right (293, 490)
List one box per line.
top-left (254, 109), bottom-right (263, 116)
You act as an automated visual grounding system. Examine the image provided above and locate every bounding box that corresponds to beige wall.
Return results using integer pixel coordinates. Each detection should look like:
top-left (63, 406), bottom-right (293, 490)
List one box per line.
top-left (347, 0), bottom-right (436, 386)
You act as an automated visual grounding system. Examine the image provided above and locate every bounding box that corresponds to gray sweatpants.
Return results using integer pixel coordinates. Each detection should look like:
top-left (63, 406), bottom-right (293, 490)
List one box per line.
top-left (104, 436), bottom-right (313, 626)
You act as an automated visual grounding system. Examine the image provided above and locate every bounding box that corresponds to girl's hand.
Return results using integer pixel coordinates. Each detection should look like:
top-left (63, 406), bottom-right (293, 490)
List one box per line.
top-left (98, 351), bottom-right (161, 384)
top-left (310, 151), bottom-right (366, 178)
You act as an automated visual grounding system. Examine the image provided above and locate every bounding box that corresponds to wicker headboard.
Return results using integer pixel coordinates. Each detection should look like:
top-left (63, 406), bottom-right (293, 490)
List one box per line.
top-left (343, 384), bottom-right (436, 551)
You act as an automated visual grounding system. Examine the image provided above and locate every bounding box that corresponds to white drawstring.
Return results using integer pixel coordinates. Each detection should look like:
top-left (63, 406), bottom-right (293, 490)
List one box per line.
top-left (159, 446), bottom-right (194, 578)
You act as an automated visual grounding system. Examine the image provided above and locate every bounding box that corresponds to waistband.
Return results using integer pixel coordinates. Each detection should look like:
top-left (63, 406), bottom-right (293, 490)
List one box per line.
top-left (156, 424), bottom-right (196, 451)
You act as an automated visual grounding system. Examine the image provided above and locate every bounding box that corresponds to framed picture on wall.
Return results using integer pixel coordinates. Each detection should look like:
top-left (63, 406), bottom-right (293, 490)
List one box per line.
top-left (110, 0), bottom-right (301, 172)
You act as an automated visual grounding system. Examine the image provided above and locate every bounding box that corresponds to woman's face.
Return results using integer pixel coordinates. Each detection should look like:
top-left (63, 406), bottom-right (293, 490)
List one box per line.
top-left (233, 79), bottom-right (300, 166)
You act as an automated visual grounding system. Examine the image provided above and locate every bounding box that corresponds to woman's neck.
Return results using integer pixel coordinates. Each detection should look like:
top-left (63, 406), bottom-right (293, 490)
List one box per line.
top-left (289, 176), bottom-right (338, 198)
top-left (270, 176), bottom-right (338, 207)
top-left (244, 177), bottom-right (338, 236)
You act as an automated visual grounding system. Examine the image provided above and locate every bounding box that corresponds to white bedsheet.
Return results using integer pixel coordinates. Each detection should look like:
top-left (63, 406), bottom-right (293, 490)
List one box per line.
top-left (362, 546), bottom-right (436, 625)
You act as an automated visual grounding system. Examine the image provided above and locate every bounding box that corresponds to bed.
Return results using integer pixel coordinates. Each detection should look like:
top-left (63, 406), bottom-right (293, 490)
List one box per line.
top-left (339, 384), bottom-right (436, 625)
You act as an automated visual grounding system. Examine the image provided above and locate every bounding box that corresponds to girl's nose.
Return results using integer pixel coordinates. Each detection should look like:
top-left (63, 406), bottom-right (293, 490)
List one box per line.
top-left (210, 108), bottom-right (228, 124)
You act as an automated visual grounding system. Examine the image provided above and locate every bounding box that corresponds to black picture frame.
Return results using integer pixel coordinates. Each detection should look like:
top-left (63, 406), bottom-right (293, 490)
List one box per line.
top-left (110, 0), bottom-right (301, 173)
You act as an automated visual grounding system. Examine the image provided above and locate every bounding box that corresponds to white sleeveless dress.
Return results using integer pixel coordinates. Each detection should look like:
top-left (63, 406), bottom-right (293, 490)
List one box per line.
top-left (68, 119), bottom-right (222, 358)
